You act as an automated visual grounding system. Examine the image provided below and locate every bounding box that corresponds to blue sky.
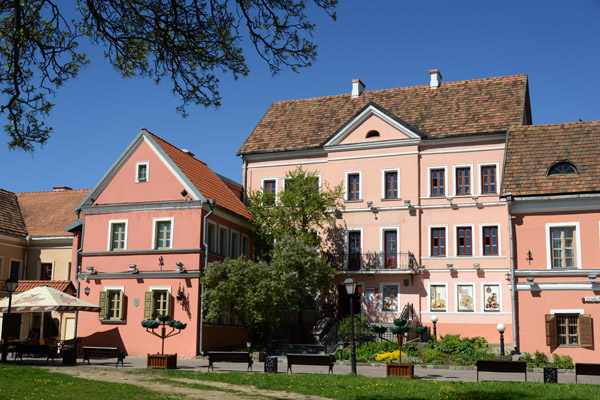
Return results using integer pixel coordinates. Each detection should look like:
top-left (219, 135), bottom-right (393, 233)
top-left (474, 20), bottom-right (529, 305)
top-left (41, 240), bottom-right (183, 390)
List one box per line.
top-left (1, 1), bottom-right (599, 193)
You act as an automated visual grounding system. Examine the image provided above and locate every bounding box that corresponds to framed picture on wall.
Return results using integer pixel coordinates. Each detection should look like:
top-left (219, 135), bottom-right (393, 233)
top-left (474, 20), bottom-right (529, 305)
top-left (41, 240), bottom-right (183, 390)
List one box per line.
top-left (457, 284), bottom-right (474, 312)
top-left (381, 284), bottom-right (399, 312)
top-left (365, 288), bottom-right (375, 304)
top-left (430, 284), bottom-right (447, 311)
top-left (483, 284), bottom-right (500, 312)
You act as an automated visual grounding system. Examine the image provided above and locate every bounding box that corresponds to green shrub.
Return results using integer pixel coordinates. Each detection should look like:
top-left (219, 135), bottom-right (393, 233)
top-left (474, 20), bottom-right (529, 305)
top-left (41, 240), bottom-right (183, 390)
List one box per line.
top-left (337, 340), bottom-right (400, 362)
top-left (423, 348), bottom-right (444, 365)
top-left (552, 354), bottom-right (574, 369)
top-left (522, 351), bottom-right (550, 368)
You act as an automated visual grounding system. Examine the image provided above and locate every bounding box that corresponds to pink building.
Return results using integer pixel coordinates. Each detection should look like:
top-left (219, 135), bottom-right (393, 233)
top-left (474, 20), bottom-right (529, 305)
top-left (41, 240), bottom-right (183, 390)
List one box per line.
top-left (503, 121), bottom-right (600, 362)
top-left (71, 129), bottom-right (253, 358)
top-left (239, 71), bottom-right (531, 343)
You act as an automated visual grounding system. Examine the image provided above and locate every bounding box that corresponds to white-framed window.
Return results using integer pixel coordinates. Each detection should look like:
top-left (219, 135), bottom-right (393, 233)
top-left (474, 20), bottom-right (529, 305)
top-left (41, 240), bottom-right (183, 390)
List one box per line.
top-left (144, 286), bottom-right (172, 320)
top-left (429, 283), bottom-right (447, 312)
top-left (345, 228), bottom-right (363, 270)
top-left (380, 283), bottom-right (400, 312)
top-left (230, 230), bottom-right (240, 259)
top-left (453, 163), bottom-right (473, 196)
top-left (481, 282), bottom-right (501, 312)
top-left (427, 166), bottom-right (447, 198)
top-left (206, 221), bottom-right (217, 253)
top-left (428, 225), bottom-right (448, 257)
top-left (136, 161), bottom-right (149, 183)
top-left (478, 162), bottom-right (499, 195)
top-left (479, 224), bottom-right (501, 256)
top-left (39, 262), bottom-right (54, 280)
top-left (455, 283), bottom-right (475, 312)
top-left (381, 168), bottom-right (400, 200)
top-left (99, 286), bottom-right (125, 321)
top-left (219, 226), bottom-right (229, 257)
top-left (545, 222), bottom-right (581, 269)
top-left (380, 226), bottom-right (399, 269)
top-left (345, 170), bottom-right (362, 201)
top-left (108, 219), bottom-right (128, 251)
top-left (153, 217), bottom-right (174, 250)
top-left (241, 235), bottom-right (250, 260)
top-left (454, 224), bottom-right (475, 257)
top-left (262, 178), bottom-right (278, 204)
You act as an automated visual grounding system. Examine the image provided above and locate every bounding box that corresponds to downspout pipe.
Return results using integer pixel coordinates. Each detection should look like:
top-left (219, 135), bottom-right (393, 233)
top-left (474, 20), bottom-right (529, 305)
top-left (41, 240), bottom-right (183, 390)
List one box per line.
top-left (199, 198), bottom-right (216, 355)
top-left (73, 209), bottom-right (85, 340)
top-left (23, 236), bottom-right (30, 280)
top-left (506, 193), bottom-right (519, 353)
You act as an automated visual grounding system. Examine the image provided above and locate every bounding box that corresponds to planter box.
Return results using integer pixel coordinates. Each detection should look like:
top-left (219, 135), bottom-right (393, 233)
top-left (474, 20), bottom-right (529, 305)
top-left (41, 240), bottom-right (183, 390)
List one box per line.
top-left (386, 362), bottom-right (414, 378)
top-left (147, 353), bottom-right (177, 369)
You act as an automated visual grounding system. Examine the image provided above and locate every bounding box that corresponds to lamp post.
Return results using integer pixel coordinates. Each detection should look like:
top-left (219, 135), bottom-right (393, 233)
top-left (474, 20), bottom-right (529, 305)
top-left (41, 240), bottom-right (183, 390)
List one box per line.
top-left (430, 315), bottom-right (438, 341)
top-left (497, 323), bottom-right (506, 356)
top-left (1, 278), bottom-right (18, 363)
top-left (343, 275), bottom-right (357, 375)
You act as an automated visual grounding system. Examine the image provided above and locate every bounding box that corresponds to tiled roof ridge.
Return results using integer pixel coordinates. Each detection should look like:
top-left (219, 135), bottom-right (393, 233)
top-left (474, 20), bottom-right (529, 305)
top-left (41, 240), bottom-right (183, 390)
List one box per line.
top-left (145, 129), bottom-right (209, 167)
top-left (273, 74), bottom-right (527, 104)
top-left (511, 120), bottom-right (600, 130)
top-left (0, 188), bottom-right (16, 195)
top-left (17, 188), bottom-right (90, 195)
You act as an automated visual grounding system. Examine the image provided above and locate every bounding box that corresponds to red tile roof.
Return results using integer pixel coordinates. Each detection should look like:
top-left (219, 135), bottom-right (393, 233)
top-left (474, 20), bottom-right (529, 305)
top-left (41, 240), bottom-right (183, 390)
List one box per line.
top-left (148, 132), bottom-right (253, 220)
top-left (502, 121), bottom-right (600, 197)
top-left (0, 189), bottom-right (27, 239)
top-left (17, 189), bottom-right (89, 237)
top-left (239, 74), bottom-right (529, 155)
top-left (14, 280), bottom-right (76, 295)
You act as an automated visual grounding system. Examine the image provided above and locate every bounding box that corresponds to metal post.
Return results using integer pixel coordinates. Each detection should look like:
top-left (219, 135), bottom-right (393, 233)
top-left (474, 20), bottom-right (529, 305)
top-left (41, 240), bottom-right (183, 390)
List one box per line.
top-left (433, 321), bottom-right (437, 341)
top-left (349, 295), bottom-right (356, 375)
top-left (500, 331), bottom-right (505, 356)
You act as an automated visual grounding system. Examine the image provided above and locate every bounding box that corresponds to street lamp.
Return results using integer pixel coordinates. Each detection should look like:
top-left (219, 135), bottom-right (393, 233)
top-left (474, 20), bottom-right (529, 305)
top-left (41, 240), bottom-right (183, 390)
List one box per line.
top-left (497, 323), bottom-right (506, 356)
top-left (343, 275), bottom-right (357, 375)
top-left (430, 315), bottom-right (438, 341)
top-left (1, 278), bottom-right (18, 363)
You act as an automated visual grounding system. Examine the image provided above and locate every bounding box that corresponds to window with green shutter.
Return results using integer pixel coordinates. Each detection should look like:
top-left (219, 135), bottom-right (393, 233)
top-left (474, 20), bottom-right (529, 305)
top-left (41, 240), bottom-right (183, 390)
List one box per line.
top-left (99, 290), bottom-right (125, 321)
top-left (144, 290), bottom-right (171, 319)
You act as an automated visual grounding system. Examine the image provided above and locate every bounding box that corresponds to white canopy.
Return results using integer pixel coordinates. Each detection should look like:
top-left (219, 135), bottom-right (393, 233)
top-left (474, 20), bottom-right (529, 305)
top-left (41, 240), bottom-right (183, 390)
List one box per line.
top-left (0, 286), bottom-right (100, 313)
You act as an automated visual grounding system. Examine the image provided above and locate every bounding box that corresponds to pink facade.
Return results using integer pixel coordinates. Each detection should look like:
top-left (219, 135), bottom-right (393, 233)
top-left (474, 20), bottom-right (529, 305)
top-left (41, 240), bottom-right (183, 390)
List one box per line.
top-left (72, 130), bottom-right (252, 358)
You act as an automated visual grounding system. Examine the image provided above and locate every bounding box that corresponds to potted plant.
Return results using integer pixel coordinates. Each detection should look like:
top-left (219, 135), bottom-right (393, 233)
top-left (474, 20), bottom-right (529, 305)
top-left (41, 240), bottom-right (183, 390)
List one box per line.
top-left (373, 319), bottom-right (414, 378)
top-left (141, 314), bottom-right (187, 369)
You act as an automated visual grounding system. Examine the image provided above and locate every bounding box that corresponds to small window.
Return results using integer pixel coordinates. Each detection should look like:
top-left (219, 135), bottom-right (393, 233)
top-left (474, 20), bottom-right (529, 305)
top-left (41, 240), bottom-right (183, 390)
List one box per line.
top-left (548, 161), bottom-right (579, 176)
top-left (366, 130), bottom-right (380, 138)
top-left (456, 167), bottom-right (470, 195)
top-left (384, 171), bottom-right (399, 199)
top-left (430, 169), bottom-right (445, 197)
top-left (481, 165), bottom-right (497, 194)
top-left (384, 230), bottom-right (397, 268)
top-left (231, 231), bottom-right (240, 259)
top-left (546, 314), bottom-right (593, 347)
top-left (144, 290), bottom-right (171, 319)
top-left (207, 222), bottom-right (217, 253)
top-left (430, 284), bottom-right (447, 312)
top-left (155, 220), bottom-right (172, 250)
top-left (136, 162), bottom-right (149, 183)
top-left (431, 228), bottom-right (446, 256)
top-left (457, 227), bottom-right (472, 256)
top-left (110, 222), bottom-right (127, 251)
top-left (347, 231), bottom-right (361, 270)
top-left (457, 284), bottom-right (474, 312)
top-left (100, 290), bottom-right (125, 321)
top-left (347, 173), bottom-right (360, 200)
top-left (550, 227), bottom-right (576, 268)
top-left (482, 226), bottom-right (498, 255)
top-left (40, 263), bottom-right (53, 280)
top-left (263, 179), bottom-right (276, 205)
top-left (381, 284), bottom-right (400, 312)
top-left (483, 284), bottom-right (500, 312)
top-left (219, 227), bottom-right (228, 256)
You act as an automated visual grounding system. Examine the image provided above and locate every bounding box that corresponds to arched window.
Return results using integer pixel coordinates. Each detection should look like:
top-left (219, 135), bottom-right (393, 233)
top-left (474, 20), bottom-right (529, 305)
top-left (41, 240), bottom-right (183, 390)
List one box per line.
top-left (547, 161), bottom-right (579, 176)
top-left (365, 130), bottom-right (380, 138)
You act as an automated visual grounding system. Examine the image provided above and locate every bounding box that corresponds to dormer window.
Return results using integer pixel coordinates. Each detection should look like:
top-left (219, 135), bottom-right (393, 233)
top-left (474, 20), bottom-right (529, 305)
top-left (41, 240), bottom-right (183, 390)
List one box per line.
top-left (547, 161), bottom-right (579, 176)
top-left (366, 130), bottom-right (380, 138)
top-left (136, 162), bottom-right (149, 183)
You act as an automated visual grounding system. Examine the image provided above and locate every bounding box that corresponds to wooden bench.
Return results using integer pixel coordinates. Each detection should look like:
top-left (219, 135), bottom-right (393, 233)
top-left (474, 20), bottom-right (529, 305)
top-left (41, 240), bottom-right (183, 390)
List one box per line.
top-left (575, 363), bottom-right (600, 384)
top-left (207, 351), bottom-right (253, 371)
top-left (82, 346), bottom-right (125, 367)
top-left (476, 360), bottom-right (527, 382)
top-left (286, 353), bottom-right (335, 374)
top-left (15, 343), bottom-right (56, 364)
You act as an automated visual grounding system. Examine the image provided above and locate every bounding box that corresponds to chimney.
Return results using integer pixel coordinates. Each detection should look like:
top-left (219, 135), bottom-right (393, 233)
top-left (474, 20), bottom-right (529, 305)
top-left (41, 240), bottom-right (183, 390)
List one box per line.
top-left (181, 149), bottom-right (195, 157)
top-left (351, 79), bottom-right (365, 98)
top-left (52, 186), bottom-right (72, 191)
top-left (429, 69), bottom-right (442, 89)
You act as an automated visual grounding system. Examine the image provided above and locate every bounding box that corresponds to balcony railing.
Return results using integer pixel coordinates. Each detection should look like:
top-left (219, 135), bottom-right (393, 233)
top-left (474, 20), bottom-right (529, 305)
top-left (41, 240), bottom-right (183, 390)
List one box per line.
top-left (331, 251), bottom-right (417, 272)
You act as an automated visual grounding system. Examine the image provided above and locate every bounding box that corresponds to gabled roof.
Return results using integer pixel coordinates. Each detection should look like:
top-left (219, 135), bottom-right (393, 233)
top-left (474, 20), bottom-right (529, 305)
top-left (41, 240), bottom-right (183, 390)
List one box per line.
top-left (0, 189), bottom-right (27, 239)
top-left (239, 74), bottom-right (530, 155)
top-left (17, 189), bottom-right (89, 237)
top-left (15, 280), bottom-right (76, 295)
top-left (502, 121), bottom-right (600, 197)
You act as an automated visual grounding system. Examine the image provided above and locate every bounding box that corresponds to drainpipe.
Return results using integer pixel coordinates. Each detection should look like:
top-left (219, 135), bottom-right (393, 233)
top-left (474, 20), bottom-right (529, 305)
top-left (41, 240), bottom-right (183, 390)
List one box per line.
top-left (23, 236), bottom-right (30, 280)
top-left (199, 198), bottom-right (216, 355)
top-left (506, 193), bottom-right (518, 353)
top-left (73, 209), bottom-right (85, 339)
top-left (241, 157), bottom-right (248, 204)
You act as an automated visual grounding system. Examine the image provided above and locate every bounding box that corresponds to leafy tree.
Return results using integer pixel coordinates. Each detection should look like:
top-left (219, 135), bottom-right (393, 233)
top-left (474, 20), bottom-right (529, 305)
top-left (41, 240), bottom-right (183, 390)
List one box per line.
top-left (0, 0), bottom-right (337, 150)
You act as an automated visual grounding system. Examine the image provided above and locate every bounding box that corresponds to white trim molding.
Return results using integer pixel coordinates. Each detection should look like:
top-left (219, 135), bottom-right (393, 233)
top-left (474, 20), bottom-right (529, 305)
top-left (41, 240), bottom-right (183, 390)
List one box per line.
top-left (427, 165), bottom-right (447, 198)
top-left (545, 222), bottom-right (582, 269)
top-left (477, 162), bottom-right (500, 195)
top-left (452, 163), bottom-right (473, 197)
top-left (381, 168), bottom-right (401, 200)
top-left (453, 224), bottom-right (475, 257)
top-left (428, 282), bottom-right (448, 313)
top-left (345, 170), bottom-right (363, 201)
top-left (479, 223), bottom-right (502, 257)
top-left (107, 219), bottom-right (128, 251)
top-left (428, 225), bottom-right (449, 258)
top-left (135, 161), bottom-right (149, 183)
top-left (152, 217), bottom-right (174, 250)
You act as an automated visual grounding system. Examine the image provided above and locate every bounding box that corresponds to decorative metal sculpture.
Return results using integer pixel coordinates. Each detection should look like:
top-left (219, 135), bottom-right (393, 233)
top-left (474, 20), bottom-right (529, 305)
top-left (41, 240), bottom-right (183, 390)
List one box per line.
top-left (141, 314), bottom-right (187, 355)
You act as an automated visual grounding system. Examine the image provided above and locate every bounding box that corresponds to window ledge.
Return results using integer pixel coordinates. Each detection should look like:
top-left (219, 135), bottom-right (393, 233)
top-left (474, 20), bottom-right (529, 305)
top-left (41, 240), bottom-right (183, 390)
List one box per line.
top-left (99, 319), bottom-right (127, 325)
top-left (381, 198), bottom-right (402, 201)
top-left (344, 199), bottom-right (363, 203)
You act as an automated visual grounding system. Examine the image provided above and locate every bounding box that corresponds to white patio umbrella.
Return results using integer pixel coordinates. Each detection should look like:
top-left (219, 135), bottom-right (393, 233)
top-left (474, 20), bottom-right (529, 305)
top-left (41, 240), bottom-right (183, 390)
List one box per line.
top-left (0, 286), bottom-right (100, 313)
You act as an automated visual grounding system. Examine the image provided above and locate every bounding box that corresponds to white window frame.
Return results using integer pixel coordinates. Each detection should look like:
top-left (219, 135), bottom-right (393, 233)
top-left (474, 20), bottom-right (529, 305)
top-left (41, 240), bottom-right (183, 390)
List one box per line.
top-left (379, 282), bottom-right (400, 313)
top-left (103, 286), bottom-right (126, 321)
top-left (38, 261), bottom-right (55, 280)
top-left (206, 220), bottom-right (217, 254)
top-left (345, 170), bottom-right (362, 201)
top-left (455, 282), bottom-right (476, 313)
top-left (136, 161), bottom-right (149, 183)
top-left (545, 222), bottom-right (581, 269)
top-left (454, 224), bottom-right (475, 257)
top-left (480, 282), bottom-right (502, 313)
top-left (230, 229), bottom-right (240, 259)
top-left (380, 226), bottom-right (400, 268)
top-left (107, 219), bottom-right (128, 251)
top-left (345, 227), bottom-right (363, 269)
top-left (477, 162), bottom-right (500, 195)
top-left (452, 163), bottom-right (473, 197)
top-left (428, 282), bottom-right (448, 312)
top-left (479, 223), bottom-right (502, 257)
top-left (428, 224), bottom-right (449, 257)
top-left (219, 225), bottom-right (229, 257)
top-left (152, 217), bottom-right (174, 250)
top-left (427, 165), bottom-right (447, 198)
top-left (261, 177), bottom-right (278, 201)
top-left (381, 168), bottom-right (401, 200)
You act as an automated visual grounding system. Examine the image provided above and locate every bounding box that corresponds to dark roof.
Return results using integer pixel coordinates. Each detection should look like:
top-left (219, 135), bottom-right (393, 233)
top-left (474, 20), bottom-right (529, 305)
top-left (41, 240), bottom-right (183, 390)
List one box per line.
top-left (17, 189), bottom-right (89, 237)
top-left (502, 121), bottom-right (600, 197)
top-left (239, 74), bottom-right (529, 155)
top-left (0, 189), bottom-right (27, 239)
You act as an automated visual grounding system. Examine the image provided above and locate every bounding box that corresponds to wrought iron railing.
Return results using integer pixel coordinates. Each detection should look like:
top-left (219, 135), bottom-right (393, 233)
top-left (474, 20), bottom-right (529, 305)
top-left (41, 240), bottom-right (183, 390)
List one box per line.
top-left (330, 251), bottom-right (417, 271)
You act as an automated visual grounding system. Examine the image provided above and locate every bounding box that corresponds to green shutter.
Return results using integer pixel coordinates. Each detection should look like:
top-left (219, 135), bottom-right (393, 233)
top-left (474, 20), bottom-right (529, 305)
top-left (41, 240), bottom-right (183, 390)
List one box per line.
top-left (144, 291), bottom-right (153, 319)
top-left (98, 291), bottom-right (107, 319)
top-left (165, 292), bottom-right (172, 318)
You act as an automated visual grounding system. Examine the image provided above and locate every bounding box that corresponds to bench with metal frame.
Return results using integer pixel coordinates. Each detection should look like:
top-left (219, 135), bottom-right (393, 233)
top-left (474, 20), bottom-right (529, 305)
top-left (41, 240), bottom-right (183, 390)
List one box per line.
top-left (575, 363), bottom-right (600, 384)
top-left (82, 346), bottom-right (125, 367)
top-left (207, 351), bottom-right (253, 371)
top-left (286, 353), bottom-right (335, 374)
top-left (476, 360), bottom-right (527, 382)
top-left (15, 343), bottom-right (56, 364)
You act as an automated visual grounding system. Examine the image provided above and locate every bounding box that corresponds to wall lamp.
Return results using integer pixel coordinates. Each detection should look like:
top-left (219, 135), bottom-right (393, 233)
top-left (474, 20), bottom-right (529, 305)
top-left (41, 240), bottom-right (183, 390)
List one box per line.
top-left (86, 266), bottom-right (97, 275)
top-left (128, 264), bottom-right (139, 273)
top-left (84, 287), bottom-right (90, 295)
top-left (526, 276), bottom-right (535, 284)
top-left (446, 263), bottom-right (454, 270)
top-left (473, 263), bottom-right (480, 270)
top-left (404, 199), bottom-right (411, 207)
top-left (366, 201), bottom-right (373, 208)
top-left (175, 261), bottom-right (186, 273)
top-left (505, 273), bottom-right (511, 281)
top-left (471, 196), bottom-right (479, 205)
top-left (589, 274), bottom-right (597, 283)
top-left (446, 197), bottom-right (458, 209)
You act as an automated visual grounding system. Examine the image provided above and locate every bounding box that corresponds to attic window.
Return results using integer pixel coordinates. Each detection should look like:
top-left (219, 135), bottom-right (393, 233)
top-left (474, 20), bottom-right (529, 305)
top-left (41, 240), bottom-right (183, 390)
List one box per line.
top-left (547, 161), bottom-right (579, 176)
top-left (366, 130), bottom-right (380, 138)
